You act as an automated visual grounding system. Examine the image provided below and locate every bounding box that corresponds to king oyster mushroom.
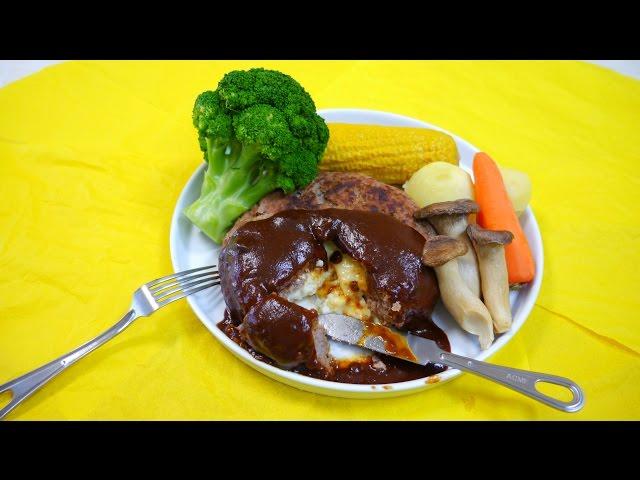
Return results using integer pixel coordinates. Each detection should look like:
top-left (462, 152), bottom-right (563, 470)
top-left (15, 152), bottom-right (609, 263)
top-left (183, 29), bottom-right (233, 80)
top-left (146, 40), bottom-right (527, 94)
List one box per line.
top-left (421, 235), bottom-right (494, 350)
top-left (466, 224), bottom-right (514, 333)
top-left (415, 199), bottom-right (481, 298)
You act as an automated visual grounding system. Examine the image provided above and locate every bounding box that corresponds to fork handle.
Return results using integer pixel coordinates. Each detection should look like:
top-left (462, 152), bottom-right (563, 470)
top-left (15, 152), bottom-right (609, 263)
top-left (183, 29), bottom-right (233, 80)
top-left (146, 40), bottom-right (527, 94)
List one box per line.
top-left (0, 310), bottom-right (138, 419)
top-left (439, 351), bottom-right (585, 413)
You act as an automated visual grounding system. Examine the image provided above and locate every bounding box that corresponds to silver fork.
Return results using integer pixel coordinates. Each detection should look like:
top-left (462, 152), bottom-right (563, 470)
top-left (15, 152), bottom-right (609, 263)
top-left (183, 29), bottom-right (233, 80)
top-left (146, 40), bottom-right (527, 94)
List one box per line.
top-left (0, 265), bottom-right (219, 420)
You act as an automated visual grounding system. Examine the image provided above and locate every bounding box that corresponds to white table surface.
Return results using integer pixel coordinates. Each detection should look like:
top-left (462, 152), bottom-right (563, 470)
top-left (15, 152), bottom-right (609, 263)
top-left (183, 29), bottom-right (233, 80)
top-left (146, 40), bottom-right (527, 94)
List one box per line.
top-left (0, 60), bottom-right (639, 89)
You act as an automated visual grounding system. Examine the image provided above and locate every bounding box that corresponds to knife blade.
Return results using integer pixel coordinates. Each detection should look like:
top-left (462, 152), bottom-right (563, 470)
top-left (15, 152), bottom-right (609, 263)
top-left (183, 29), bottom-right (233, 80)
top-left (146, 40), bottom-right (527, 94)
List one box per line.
top-left (318, 313), bottom-right (586, 413)
top-left (318, 313), bottom-right (445, 366)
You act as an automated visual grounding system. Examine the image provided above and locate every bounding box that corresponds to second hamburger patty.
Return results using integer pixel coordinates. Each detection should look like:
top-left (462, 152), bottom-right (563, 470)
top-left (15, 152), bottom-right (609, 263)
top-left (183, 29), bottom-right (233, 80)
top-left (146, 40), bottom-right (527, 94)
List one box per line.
top-left (224, 171), bottom-right (435, 245)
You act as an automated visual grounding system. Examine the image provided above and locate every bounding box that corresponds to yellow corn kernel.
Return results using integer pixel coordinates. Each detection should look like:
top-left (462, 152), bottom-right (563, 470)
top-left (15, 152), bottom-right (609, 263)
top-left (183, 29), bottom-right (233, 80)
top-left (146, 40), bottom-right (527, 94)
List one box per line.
top-left (320, 123), bottom-right (459, 184)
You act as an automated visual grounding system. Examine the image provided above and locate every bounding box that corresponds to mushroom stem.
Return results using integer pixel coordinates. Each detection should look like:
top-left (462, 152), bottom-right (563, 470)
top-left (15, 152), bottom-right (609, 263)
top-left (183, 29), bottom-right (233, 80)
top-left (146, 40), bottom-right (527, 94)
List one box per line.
top-left (474, 245), bottom-right (511, 333)
top-left (467, 224), bottom-right (514, 334)
top-left (456, 234), bottom-right (481, 298)
top-left (435, 261), bottom-right (494, 349)
top-left (421, 235), bottom-right (494, 350)
top-left (416, 200), bottom-right (481, 298)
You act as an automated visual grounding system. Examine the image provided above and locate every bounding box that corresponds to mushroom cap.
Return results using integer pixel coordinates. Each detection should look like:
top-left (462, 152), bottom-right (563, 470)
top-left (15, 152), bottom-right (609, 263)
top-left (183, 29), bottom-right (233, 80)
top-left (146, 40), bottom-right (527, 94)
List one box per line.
top-left (466, 223), bottom-right (514, 246)
top-left (421, 235), bottom-right (468, 267)
top-left (420, 221), bottom-right (438, 237)
top-left (414, 199), bottom-right (479, 220)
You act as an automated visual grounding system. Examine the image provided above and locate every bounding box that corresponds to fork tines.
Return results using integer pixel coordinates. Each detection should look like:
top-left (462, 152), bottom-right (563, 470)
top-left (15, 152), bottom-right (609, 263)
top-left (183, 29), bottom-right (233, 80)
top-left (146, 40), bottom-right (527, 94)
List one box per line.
top-left (147, 265), bottom-right (220, 306)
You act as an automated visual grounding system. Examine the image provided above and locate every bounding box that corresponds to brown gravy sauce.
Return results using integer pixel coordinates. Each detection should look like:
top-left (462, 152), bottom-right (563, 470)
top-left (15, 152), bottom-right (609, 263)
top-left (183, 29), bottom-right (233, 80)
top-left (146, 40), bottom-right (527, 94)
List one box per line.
top-left (219, 311), bottom-right (449, 384)
top-left (358, 323), bottom-right (417, 362)
top-left (217, 208), bottom-right (450, 384)
top-left (241, 293), bottom-right (320, 369)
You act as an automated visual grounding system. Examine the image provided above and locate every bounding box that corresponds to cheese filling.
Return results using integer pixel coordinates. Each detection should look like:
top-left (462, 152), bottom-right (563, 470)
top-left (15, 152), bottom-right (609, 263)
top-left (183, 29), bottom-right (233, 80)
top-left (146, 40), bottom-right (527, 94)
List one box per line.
top-left (281, 242), bottom-right (372, 322)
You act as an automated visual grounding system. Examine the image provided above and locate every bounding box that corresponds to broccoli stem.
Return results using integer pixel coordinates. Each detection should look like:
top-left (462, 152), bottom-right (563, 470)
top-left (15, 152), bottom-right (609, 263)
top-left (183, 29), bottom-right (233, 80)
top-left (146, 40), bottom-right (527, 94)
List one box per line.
top-left (184, 143), bottom-right (277, 243)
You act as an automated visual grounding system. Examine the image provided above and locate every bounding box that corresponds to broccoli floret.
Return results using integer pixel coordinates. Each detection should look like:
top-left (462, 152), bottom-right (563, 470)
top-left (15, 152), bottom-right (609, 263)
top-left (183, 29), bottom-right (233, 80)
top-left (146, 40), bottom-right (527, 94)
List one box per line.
top-left (184, 68), bottom-right (329, 243)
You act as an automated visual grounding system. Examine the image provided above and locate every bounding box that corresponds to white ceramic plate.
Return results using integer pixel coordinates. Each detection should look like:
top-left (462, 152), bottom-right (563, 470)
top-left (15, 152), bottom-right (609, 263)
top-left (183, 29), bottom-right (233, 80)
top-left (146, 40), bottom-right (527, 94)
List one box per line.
top-left (170, 108), bottom-right (544, 398)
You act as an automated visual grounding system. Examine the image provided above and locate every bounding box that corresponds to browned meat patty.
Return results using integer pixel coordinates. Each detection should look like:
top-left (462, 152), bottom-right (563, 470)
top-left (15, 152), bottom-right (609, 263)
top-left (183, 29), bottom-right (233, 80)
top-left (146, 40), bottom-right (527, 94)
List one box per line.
top-left (219, 208), bottom-right (440, 348)
top-left (224, 172), bottom-right (435, 245)
top-left (217, 173), bottom-right (441, 375)
top-left (238, 293), bottom-right (333, 375)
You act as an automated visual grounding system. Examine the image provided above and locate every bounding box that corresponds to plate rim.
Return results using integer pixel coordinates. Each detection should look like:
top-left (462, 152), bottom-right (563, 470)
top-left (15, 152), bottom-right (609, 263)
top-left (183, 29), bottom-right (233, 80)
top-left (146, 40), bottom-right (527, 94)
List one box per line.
top-left (170, 108), bottom-right (544, 396)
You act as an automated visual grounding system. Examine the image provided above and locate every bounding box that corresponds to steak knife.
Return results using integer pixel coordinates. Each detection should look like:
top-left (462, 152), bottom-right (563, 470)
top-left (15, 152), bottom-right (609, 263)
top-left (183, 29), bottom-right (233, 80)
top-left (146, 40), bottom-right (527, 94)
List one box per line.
top-left (319, 313), bottom-right (584, 412)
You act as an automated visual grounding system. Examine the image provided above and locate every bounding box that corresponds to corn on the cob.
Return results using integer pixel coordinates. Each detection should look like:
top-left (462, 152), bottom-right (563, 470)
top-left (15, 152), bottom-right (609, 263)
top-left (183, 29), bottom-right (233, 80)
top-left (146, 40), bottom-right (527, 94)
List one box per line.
top-left (320, 123), bottom-right (459, 184)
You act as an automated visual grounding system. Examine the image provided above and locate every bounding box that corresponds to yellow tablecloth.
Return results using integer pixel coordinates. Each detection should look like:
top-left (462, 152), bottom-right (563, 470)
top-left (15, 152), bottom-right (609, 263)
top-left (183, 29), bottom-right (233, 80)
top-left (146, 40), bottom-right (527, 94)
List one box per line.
top-left (1, 61), bottom-right (639, 420)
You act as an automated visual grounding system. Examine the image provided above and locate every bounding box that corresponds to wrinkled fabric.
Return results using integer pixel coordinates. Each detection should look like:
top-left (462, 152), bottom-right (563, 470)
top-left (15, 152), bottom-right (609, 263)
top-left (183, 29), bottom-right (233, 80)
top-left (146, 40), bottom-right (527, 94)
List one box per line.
top-left (0, 60), bottom-right (639, 420)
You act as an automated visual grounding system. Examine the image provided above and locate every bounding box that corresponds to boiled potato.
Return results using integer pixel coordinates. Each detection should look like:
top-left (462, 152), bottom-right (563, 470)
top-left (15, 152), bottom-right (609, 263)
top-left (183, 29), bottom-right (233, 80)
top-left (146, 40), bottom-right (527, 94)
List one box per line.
top-left (403, 161), bottom-right (474, 207)
top-left (404, 161), bottom-right (532, 216)
top-left (499, 167), bottom-right (532, 216)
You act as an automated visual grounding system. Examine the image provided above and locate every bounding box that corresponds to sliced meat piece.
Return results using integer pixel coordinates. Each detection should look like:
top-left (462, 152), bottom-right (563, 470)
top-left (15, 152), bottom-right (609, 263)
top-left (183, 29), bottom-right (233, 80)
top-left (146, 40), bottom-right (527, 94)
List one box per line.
top-left (224, 171), bottom-right (435, 244)
top-left (239, 293), bottom-right (333, 375)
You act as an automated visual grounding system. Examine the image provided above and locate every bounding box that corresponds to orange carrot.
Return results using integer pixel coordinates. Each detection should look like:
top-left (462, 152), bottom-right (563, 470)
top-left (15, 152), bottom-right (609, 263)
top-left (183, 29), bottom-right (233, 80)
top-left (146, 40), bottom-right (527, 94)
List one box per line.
top-left (473, 152), bottom-right (535, 284)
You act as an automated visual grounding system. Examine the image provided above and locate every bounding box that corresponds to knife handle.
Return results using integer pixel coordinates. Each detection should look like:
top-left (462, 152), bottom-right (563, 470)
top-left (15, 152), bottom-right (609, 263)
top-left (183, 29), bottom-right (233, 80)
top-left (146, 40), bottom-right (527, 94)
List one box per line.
top-left (438, 351), bottom-right (585, 413)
